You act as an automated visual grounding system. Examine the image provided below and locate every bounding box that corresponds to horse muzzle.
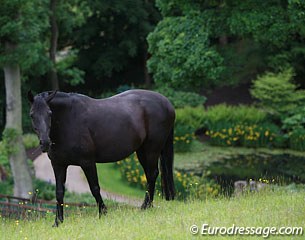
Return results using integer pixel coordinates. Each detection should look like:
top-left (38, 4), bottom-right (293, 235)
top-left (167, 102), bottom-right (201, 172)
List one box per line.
top-left (40, 139), bottom-right (51, 153)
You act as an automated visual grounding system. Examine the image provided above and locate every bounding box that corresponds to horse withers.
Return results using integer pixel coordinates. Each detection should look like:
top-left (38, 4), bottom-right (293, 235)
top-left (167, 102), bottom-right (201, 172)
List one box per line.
top-left (28, 90), bottom-right (175, 226)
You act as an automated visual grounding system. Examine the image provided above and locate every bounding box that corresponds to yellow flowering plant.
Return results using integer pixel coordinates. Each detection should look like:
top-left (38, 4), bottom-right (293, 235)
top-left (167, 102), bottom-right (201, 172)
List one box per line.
top-left (117, 154), bottom-right (220, 199)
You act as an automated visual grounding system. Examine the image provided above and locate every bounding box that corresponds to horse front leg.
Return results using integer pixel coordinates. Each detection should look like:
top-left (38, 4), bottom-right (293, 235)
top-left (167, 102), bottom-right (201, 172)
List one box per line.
top-left (82, 164), bottom-right (107, 217)
top-left (52, 164), bottom-right (67, 227)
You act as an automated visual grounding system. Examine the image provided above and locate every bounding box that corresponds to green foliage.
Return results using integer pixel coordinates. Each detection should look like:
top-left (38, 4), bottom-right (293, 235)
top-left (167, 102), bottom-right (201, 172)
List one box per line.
top-left (147, 16), bottom-right (224, 90)
top-left (173, 127), bottom-right (196, 153)
top-left (288, 127), bottom-right (305, 151)
top-left (0, 140), bottom-right (10, 174)
top-left (150, 0), bottom-right (305, 91)
top-left (117, 154), bottom-right (220, 199)
top-left (250, 69), bottom-right (305, 118)
top-left (56, 49), bottom-right (85, 86)
top-left (22, 134), bottom-right (39, 150)
top-left (2, 128), bottom-right (20, 155)
top-left (33, 179), bottom-right (56, 201)
top-left (74, 0), bottom-right (160, 85)
top-left (282, 106), bottom-right (305, 151)
top-left (201, 104), bottom-right (288, 148)
top-left (203, 104), bottom-right (268, 128)
top-left (174, 106), bottom-right (205, 152)
top-left (205, 123), bottom-right (284, 148)
top-left (282, 105), bottom-right (305, 131)
top-left (0, 0), bottom-right (48, 69)
top-left (156, 87), bottom-right (206, 108)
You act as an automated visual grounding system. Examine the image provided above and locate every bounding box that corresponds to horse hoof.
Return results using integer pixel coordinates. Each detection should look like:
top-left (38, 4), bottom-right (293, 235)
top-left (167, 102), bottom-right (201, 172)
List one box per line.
top-left (141, 202), bottom-right (153, 210)
top-left (99, 208), bottom-right (107, 218)
top-left (52, 222), bottom-right (59, 228)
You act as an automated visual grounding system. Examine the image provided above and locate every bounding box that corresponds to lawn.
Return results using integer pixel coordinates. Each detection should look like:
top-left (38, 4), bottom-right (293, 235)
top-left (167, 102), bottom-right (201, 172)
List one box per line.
top-left (1, 189), bottom-right (304, 239)
top-left (96, 162), bottom-right (143, 199)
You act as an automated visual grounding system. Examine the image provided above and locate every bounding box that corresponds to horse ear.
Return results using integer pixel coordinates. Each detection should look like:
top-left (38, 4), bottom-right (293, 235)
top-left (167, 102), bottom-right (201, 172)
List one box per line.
top-left (46, 90), bottom-right (58, 103)
top-left (28, 90), bottom-right (34, 104)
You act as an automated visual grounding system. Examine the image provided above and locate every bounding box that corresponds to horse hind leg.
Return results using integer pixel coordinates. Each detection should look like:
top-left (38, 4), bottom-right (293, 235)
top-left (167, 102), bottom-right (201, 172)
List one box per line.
top-left (136, 147), bottom-right (160, 209)
top-left (82, 164), bottom-right (107, 217)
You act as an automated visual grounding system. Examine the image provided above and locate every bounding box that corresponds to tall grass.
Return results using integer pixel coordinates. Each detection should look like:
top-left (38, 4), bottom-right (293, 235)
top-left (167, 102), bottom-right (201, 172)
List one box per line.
top-left (1, 189), bottom-right (304, 239)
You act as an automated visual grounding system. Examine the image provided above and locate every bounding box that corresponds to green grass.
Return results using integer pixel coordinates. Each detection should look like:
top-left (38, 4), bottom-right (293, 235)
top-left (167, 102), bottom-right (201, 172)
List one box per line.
top-left (1, 189), bottom-right (304, 239)
top-left (96, 163), bottom-right (143, 199)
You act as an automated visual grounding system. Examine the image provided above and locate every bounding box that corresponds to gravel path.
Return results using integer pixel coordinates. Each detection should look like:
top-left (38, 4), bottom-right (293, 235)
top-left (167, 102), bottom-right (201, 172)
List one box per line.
top-left (33, 153), bottom-right (141, 207)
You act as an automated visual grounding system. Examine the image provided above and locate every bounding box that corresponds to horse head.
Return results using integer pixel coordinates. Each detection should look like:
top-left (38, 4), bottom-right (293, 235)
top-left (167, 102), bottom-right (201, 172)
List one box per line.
top-left (28, 90), bottom-right (57, 152)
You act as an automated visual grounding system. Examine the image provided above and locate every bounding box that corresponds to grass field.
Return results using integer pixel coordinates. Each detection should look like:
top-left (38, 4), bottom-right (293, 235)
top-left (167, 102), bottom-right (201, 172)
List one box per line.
top-left (1, 189), bottom-right (304, 239)
top-left (96, 163), bottom-right (143, 199)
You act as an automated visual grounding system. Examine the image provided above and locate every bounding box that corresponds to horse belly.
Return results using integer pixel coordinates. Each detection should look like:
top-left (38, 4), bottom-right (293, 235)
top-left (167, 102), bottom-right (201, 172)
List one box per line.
top-left (93, 130), bottom-right (144, 163)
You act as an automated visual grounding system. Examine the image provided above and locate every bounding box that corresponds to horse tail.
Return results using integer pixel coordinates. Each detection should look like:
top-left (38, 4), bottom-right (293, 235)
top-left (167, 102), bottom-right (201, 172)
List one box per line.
top-left (160, 128), bottom-right (175, 200)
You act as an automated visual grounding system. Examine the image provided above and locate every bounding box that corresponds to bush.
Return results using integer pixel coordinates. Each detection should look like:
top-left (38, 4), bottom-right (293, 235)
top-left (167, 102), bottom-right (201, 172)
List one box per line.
top-left (156, 87), bottom-right (206, 108)
top-left (203, 104), bottom-right (268, 128)
top-left (281, 106), bottom-right (305, 151)
top-left (201, 104), bottom-right (288, 148)
top-left (117, 154), bottom-right (220, 200)
top-left (174, 106), bottom-right (205, 152)
top-left (250, 69), bottom-right (305, 119)
top-left (282, 105), bottom-right (305, 131)
top-left (205, 123), bottom-right (284, 148)
top-left (288, 127), bottom-right (305, 151)
top-left (22, 133), bottom-right (39, 149)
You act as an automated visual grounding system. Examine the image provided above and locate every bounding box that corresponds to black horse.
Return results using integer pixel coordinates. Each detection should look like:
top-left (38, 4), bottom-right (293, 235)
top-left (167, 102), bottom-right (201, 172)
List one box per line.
top-left (28, 90), bottom-right (175, 226)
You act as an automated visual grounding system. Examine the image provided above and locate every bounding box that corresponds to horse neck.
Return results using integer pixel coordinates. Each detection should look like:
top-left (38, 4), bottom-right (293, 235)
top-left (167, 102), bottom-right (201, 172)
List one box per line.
top-left (48, 93), bottom-right (72, 115)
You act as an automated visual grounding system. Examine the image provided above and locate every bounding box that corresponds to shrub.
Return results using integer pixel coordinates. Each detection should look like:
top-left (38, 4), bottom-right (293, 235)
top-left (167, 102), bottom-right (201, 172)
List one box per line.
top-left (203, 104), bottom-right (268, 128)
top-left (280, 106), bottom-right (305, 151)
top-left (174, 106), bottom-right (205, 152)
top-left (288, 127), bottom-right (305, 151)
top-left (250, 68), bottom-right (305, 119)
top-left (206, 123), bottom-right (284, 148)
top-left (174, 126), bottom-right (196, 152)
top-left (117, 154), bottom-right (220, 199)
top-left (0, 140), bottom-right (10, 179)
top-left (22, 133), bottom-right (39, 150)
top-left (201, 104), bottom-right (287, 148)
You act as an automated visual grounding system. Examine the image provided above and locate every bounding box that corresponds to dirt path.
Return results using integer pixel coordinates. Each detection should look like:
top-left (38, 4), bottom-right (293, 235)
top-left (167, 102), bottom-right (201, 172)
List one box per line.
top-left (33, 153), bottom-right (141, 207)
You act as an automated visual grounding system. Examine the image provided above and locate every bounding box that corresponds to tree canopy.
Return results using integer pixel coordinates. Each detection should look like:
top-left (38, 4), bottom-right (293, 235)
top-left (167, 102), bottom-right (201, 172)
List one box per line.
top-left (147, 0), bottom-right (305, 90)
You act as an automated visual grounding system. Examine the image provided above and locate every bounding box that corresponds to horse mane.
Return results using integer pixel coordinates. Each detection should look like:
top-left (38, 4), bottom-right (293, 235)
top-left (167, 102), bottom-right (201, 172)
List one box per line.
top-left (40, 91), bottom-right (71, 100)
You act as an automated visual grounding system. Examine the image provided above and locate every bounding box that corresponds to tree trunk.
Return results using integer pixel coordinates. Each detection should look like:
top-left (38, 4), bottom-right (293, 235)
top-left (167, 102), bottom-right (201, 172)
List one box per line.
top-left (4, 55), bottom-right (33, 198)
top-left (49, 0), bottom-right (59, 90)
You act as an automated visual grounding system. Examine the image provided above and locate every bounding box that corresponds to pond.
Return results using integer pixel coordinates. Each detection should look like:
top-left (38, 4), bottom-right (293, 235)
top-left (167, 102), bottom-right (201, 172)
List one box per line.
top-left (177, 151), bottom-right (305, 195)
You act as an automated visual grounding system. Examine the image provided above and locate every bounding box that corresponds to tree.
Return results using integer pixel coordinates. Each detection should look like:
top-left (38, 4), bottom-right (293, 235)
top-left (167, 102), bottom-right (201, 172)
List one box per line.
top-left (73, 0), bottom-right (160, 91)
top-left (49, 0), bottom-right (60, 90)
top-left (250, 69), bottom-right (304, 118)
top-left (148, 0), bottom-right (305, 90)
top-left (48, 0), bottom-right (89, 90)
top-left (147, 16), bottom-right (224, 91)
top-left (0, 0), bottom-right (48, 198)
